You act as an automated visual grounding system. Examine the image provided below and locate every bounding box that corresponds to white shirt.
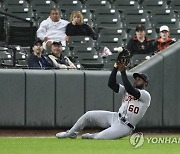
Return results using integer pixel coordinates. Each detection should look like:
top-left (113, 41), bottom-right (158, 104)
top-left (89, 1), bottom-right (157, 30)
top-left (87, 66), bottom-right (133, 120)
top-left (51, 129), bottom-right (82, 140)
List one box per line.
top-left (118, 84), bottom-right (151, 126)
top-left (37, 17), bottom-right (69, 45)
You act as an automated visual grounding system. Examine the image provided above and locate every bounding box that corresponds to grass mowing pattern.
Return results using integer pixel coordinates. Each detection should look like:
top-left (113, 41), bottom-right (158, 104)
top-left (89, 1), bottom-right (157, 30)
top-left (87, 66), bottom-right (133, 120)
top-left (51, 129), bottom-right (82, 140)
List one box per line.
top-left (0, 136), bottom-right (179, 154)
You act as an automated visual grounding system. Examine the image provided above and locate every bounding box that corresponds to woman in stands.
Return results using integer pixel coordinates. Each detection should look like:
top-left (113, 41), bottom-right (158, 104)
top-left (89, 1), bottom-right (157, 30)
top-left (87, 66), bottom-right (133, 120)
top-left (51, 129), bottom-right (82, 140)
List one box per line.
top-left (66, 10), bottom-right (97, 40)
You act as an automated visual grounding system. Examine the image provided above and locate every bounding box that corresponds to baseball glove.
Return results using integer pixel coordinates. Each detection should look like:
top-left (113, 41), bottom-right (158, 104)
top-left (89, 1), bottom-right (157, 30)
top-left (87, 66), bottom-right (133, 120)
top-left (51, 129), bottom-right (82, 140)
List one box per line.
top-left (116, 47), bottom-right (131, 66)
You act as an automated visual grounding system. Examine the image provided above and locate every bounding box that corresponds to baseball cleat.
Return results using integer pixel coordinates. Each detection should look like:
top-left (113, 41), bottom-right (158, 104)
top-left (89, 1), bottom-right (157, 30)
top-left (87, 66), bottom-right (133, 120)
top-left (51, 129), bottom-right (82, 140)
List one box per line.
top-left (56, 131), bottom-right (77, 139)
top-left (82, 133), bottom-right (94, 139)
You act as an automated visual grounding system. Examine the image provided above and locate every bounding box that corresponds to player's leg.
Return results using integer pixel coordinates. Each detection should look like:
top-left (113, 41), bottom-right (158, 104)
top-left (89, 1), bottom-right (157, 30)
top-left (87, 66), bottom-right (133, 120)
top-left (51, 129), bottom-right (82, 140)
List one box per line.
top-left (56, 110), bottom-right (115, 138)
top-left (82, 114), bottom-right (132, 140)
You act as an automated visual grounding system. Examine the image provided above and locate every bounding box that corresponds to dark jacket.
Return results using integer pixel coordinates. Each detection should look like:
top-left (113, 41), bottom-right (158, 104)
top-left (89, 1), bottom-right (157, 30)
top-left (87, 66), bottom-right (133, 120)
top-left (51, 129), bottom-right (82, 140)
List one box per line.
top-left (127, 37), bottom-right (154, 56)
top-left (66, 22), bottom-right (97, 40)
top-left (27, 53), bottom-right (53, 69)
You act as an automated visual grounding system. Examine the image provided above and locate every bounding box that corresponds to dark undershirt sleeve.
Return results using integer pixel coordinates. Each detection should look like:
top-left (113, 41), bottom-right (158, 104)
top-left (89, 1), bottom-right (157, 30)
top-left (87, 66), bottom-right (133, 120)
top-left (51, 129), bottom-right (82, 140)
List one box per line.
top-left (108, 67), bottom-right (119, 93)
top-left (121, 71), bottom-right (141, 99)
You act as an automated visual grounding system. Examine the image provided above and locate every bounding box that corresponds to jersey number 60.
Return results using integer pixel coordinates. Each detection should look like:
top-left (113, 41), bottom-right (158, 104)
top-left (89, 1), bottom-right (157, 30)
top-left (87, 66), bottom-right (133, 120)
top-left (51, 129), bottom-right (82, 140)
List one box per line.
top-left (128, 105), bottom-right (139, 114)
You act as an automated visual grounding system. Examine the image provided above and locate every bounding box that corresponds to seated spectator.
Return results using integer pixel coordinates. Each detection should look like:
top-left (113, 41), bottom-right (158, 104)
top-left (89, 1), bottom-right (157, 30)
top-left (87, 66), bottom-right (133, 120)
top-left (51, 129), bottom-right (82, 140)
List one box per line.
top-left (153, 25), bottom-right (176, 53)
top-left (28, 40), bottom-right (53, 69)
top-left (66, 10), bottom-right (97, 40)
top-left (127, 24), bottom-right (153, 56)
top-left (37, 8), bottom-right (69, 51)
top-left (48, 41), bottom-right (77, 69)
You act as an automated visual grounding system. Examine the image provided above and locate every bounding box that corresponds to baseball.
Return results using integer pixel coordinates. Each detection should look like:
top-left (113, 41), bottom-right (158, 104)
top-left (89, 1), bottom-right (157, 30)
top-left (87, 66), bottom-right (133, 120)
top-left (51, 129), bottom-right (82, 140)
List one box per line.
top-left (117, 47), bottom-right (123, 53)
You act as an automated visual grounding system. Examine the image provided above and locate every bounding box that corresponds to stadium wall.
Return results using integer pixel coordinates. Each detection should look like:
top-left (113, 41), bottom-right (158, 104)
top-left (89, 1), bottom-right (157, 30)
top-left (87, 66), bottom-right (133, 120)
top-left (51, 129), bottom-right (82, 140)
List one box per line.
top-left (0, 41), bottom-right (179, 128)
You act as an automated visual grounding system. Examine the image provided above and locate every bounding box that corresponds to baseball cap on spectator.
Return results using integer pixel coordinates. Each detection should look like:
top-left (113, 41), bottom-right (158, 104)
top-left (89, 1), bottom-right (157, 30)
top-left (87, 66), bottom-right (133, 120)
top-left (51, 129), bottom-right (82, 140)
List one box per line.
top-left (34, 39), bottom-right (43, 46)
top-left (136, 24), bottom-right (146, 31)
top-left (133, 73), bottom-right (149, 83)
top-left (160, 25), bottom-right (169, 32)
top-left (52, 41), bottom-right (62, 46)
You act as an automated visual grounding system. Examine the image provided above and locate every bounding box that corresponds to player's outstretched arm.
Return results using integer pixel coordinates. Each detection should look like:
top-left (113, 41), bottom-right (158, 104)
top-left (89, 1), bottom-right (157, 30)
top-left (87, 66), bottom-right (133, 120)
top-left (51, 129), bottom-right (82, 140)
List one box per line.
top-left (117, 62), bottom-right (141, 99)
top-left (108, 65), bottom-right (119, 93)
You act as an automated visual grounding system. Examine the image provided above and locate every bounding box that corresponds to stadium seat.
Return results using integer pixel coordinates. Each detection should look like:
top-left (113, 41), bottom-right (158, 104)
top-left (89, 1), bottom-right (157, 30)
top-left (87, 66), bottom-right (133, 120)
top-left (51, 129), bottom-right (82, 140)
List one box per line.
top-left (67, 36), bottom-right (95, 48)
top-left (57, 0), bottom-right (83, 13)
top-left (124, 16), bottom-right (152, 31)
top-left (62, 46), bottom-right (72, 58)
top-left (72, 46), bottom-right (98, 60)
top-left (7, 20), bottom-right (36, 47)
top-left (98, 28), bottom-right (127, 45)
top-left (154, 17), bottom-right (180, 30)
top-left (168, 28), bottom-right (180, 41)
top-left (150, 9), bottom-right (177, 23)
top-left (84, 0), bottom-right (112, 12)
top-left (141, 0), bottom-right (169, 11)
top-left (0, 15), bottom-right (7, 43)
top-left (130, 54), bottom-right (150, 68)
top-left (96, 35), bottom-right (124, 50)
top-left (3, 0), bottom-right (29, 11)
top-left (93, 8), bottom-right (121, 21)
top-left (103, 53), bottom-right (119, 70)
top-left (122, 9), bottom-right (150, 23)
top-left (169, 0), bottom-right (180, 11)
top-left (30, 0), bottom-right (56, 11)
top-left (94, 16), bottom-right (123, 32)
top-left (76, 53), bottom-right (104, 70)
top-left (0, 49), bottom-right (13, 67)
top-left (112, 0), bottom-right (140, 11)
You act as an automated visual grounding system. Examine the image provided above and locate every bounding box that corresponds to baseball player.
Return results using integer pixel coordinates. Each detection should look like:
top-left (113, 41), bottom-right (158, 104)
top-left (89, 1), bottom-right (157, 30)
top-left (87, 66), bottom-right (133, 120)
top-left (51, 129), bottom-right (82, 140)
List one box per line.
top-left (56, 60), bottom-right (151, 139)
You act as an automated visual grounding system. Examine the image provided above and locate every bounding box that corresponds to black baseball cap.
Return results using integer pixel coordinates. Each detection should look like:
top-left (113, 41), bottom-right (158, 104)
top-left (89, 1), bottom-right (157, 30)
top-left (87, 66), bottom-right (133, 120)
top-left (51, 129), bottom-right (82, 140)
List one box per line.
top-left (52, 41), bottom-right (62, 46)
top-left (136, 24), bottom-right (146, 31)
top-left (133, 73), bottom-right (149, 83)
top-left (34, 39), bottom-right (42, 46)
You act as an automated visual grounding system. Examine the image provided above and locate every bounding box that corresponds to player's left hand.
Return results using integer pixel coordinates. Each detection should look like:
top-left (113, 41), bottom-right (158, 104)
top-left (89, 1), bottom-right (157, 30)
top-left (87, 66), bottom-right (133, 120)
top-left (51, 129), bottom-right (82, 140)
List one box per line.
top-left (116, 60), bottom-right (129, 72)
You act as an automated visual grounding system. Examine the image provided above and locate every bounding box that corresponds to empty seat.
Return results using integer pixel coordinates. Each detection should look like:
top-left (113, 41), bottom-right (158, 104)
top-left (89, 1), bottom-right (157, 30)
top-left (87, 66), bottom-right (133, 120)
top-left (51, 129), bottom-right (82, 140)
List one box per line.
top-left (94, 17), bottom-right (123, 31)
top-left (142, 0), bottom-right (169, 11)
top-left (0, 50), bottom-right (13, 67)
top-left (0, 15), bottom-right (7, 43)
top-left (67, 36), bottom-right (95, 48)
top-left (3, 0), bottom-right (29, 11)
top-left (154, 17), bottom-right (180, 30)
top-left (169, 0), bottom-right (180, 11)
top-left (150, 9), bottom-right (177, 22)
top-left (130, 54), bottom-right (150, 68)
top-left (76, 53), bottom-right (104, 70)
top-left (168, 28), bottom-right (180, 41)
top-left (30, 0), bottom-right (56, 11)
top-left (98, 28), bottom-right (127, 41)
top-left (84, 0), bottom-right (111, 12)
top-left (103, 53), bottom-right (119, 70)
top-left (124, 16), bottom-right (152, 31)
top-left (122, 9), bottom-right (150, 22)
top-left (72, 46), bottom-right (97, 59)
top-left (93, 8), bottom-right (121, 21)
top-left (57, 0), bottom-right (83, 13)
top-left (112, 0), bottom-right (140, 11)
top-left (96, 35), bottom-right (124, 49)
top-left (7, 19), bottom-right (36, 47)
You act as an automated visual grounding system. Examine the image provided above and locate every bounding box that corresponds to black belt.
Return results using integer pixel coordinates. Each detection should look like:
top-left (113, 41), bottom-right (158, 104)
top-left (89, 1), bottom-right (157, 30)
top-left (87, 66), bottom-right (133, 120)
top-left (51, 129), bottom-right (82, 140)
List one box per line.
top-left (119, 113), bottom-right (135, 130)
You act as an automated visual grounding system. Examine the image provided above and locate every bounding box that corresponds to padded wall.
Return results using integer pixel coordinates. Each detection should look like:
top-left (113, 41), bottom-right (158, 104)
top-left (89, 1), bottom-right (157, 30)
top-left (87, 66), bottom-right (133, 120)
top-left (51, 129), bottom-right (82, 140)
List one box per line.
top-left (161, 43), bottom-right (180, 127)
top-left (84, 70), bottom-right (114, 111)
top-left (130, 54), bottom-right (164, 128)
top-left (25, 70), bottom-right (55, 127)
top-left (55, 70), bottom-right (84, 127)
top-left (0, 69), bottom-right (25, 126)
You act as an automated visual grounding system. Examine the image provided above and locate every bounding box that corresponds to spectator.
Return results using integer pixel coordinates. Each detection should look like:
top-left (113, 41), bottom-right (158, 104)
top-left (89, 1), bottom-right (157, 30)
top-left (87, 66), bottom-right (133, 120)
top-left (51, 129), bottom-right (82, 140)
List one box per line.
top-left (48, 41), bottom-right (77, 69)
top-left (66, 10), bottom-right (97, 40)
top-left (37, 8), bottom-right (69, 51)
top-left (127, 24), bottom-right (153, 56)
top-left (28, 40), bottom-right (53, 69)
top-left (153, 25), bottom-right (175, 52)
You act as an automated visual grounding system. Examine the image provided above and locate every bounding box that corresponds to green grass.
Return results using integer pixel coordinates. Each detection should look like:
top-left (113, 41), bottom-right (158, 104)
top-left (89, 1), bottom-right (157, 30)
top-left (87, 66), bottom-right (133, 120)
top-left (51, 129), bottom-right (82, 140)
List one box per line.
top-left (0, 136), bottom-right (179, 154)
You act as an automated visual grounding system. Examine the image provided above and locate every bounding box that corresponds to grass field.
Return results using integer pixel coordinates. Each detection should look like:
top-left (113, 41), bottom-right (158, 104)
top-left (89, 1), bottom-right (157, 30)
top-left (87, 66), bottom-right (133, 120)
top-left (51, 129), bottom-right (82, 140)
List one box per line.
top-left (0, 135), bottom-right (179, 154)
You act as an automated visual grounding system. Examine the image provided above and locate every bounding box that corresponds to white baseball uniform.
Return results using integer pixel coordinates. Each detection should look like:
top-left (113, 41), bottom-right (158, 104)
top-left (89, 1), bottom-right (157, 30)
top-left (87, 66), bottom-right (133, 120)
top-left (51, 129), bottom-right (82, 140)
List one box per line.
top-left (67, 84), bottom-right (151, 140)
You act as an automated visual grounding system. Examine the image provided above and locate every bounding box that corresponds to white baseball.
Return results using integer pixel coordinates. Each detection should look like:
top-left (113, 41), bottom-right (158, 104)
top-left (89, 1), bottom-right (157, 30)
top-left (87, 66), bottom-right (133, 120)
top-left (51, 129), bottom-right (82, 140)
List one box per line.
top-left (117, 47), bottom-right (123, 53)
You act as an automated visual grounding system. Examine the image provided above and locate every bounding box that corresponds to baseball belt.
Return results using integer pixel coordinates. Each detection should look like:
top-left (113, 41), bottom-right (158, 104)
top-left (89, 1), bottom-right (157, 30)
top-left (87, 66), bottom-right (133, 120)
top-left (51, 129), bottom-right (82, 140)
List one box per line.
top-left (118, 113), bottom-right (135, 130)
